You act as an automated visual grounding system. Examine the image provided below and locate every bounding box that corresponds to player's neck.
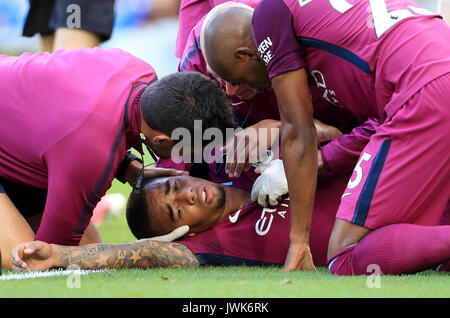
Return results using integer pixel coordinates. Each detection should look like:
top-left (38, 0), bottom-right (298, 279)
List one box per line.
top-left (222, 187), bottom-right (251, 217)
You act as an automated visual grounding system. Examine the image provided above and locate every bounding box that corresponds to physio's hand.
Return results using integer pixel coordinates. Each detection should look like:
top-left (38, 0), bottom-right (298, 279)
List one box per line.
top-left (251, 159), bottom-right (288, 207)
top-left (126, 161), bottom-right (188, 185)
top-left (11, 241), bottom-right (56, 271)
top-left (283, 241), bottom-right (316, 272)
top-left (314, 119), bottom-right (342, 143)
top-left (138, 225), bottom-right (190, 243)
top-left (144, 167), bottom-right (189, 180)
top-left (143, 166), bottom-right (188, 180)
top-left (220, 119), bottom-right (281, 178)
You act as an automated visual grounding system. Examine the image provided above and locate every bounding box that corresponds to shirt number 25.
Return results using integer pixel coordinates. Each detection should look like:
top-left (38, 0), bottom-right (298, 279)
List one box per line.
top-left (299, 0), bottom-right (434, 38)
top-left (347, 152), bottom-right (372, 190)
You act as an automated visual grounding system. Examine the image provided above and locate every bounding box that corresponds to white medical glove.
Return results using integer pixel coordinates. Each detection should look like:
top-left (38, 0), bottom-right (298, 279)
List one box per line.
top-left (253, 150), bottom-right (274, 174)
top-left (251, 159), bottom-right (288, 207)
top-left (138, 225), bottom-right (190, 243)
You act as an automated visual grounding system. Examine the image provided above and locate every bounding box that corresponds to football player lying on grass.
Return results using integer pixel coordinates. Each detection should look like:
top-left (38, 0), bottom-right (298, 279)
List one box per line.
top-left (11, 171), bottom-right (450, 275)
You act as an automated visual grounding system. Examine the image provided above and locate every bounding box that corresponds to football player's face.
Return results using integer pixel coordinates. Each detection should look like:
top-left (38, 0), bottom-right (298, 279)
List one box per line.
top-left (145, 176), bottom-right (227, 234)
top-left (213, 75), bottom-right (258, 100)
top-left (210, 59), bottom-right (272, 94)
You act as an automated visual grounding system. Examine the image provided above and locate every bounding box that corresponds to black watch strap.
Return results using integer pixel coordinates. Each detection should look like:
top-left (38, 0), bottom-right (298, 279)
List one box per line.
top-left (116, 151), bottom-right (142, 184)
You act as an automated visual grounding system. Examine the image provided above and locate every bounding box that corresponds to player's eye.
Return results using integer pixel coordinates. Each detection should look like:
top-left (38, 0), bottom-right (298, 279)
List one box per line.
top-left (177, 206), bottom-right (182, 218)
top-left (174, 181), bottom-right (179, 191)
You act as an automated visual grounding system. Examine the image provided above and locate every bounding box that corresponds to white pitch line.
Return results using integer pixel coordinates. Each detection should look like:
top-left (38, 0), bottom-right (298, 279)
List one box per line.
top-left (0, 269), bottom-right (110, 281)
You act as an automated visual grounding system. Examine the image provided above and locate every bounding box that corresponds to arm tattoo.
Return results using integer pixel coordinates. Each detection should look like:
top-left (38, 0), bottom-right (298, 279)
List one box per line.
top-left (56, 240), bottom-right (200, 270)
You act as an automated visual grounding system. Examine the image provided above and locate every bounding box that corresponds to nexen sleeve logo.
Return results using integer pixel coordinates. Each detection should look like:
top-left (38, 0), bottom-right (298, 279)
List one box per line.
top-left (257, 37), bottom-right (273, 65)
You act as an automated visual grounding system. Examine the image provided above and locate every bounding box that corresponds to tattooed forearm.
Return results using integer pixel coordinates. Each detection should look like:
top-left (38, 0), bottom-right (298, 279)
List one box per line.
top-left (56, 240), bottom-right (200, 269)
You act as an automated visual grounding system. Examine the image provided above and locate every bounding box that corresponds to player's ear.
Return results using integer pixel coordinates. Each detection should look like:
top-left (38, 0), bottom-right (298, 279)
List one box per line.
top-left (235, 47), bottom-right (259, 61)
top-left (152, 134), bottom-right (172, 145)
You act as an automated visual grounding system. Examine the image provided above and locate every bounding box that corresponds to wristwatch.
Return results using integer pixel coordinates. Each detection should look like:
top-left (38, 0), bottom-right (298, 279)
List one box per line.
top-left (116, 151), bottom-right (142, 184)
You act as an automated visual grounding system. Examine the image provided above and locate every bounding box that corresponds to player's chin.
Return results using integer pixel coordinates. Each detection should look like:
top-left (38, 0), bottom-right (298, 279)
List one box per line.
top-left (237, 90), bottom-right (257, 100)
top-left (213, 185), bottom-right (226, 210)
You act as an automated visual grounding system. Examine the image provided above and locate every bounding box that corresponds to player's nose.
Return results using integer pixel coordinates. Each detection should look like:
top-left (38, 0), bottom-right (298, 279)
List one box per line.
top-left (176, 187), bottom-right (195, 205)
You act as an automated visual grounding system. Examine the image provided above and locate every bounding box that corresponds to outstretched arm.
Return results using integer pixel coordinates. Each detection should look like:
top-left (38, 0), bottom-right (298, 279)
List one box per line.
top-left (11, 238), bottom-right (199, 271)
top-left (272, 69), bottom-right (317, 272)
top-left (58, 240), bottom-right (200, 269)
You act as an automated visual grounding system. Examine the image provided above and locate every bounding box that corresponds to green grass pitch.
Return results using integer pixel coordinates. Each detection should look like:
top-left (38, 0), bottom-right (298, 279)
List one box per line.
top-left (1, 174), bottom-right (449, 299)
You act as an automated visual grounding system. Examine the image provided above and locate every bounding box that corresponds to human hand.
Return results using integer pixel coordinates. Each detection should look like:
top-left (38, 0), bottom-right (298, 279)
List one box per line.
top-left (138, 225), bottom-right (190, 243)
top-left (251, 159), bottom-right (288, 207)
top-left (283, 241), bottom-right (316, 272)
top-left (220, 119), bottom-right (281, 178)
top-left (126, 161), bottom-right (188, 186)
top-left (314, 119), bottom-right (342, 143)
top-left (143, 166), bottom-right (188, 180)
top-left (11, 241), bottom-right (57, 271)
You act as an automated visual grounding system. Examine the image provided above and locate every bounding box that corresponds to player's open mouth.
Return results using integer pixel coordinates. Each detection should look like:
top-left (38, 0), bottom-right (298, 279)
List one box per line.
top-left (199, 186), bottom-right (214, 205)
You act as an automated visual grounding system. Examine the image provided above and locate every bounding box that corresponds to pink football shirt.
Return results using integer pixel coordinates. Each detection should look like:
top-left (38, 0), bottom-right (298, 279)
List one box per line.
top-left (0, 48), bottom-right (156, 245)
top-left (252, 0), bottom-right (450, 121)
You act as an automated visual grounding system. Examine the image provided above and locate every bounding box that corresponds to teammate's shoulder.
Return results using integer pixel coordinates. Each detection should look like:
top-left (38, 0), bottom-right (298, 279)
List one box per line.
top-left (86, 48), bottom-right (153, 71)
top-left (86, 47), bottom-right (138, 61)
top-left (253, 0), bottom-right (292, 23)
top-left (47, 47), bottom-right (131, 63)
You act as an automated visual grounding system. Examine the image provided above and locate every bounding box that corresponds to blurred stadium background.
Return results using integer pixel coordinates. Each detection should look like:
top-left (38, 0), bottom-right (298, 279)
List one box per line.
top-left (0, 0), bottom-right (181, 78)
top-left (0, 0), bottom-right (448, 65)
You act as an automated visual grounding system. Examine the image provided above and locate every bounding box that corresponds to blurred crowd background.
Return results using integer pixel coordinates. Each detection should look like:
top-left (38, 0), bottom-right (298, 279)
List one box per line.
top-left (0, 0), bottom-right (448, 79)
top-left (0, 0), bottom-right (181, 77)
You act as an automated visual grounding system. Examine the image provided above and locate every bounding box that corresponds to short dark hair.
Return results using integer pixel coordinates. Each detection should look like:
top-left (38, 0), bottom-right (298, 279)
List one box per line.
top-left (140, 72), bottom-right (237, 144)
top-left (126, 180), bottom-right (160, 239)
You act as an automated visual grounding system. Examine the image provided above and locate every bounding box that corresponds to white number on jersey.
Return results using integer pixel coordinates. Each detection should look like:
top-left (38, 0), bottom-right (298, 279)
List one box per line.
top-left (298, 0), bottom-right (435, 38)
top-left (347, 152), bottom-right (372, 190)
top-left (369, 0), bottom-right (414, 38)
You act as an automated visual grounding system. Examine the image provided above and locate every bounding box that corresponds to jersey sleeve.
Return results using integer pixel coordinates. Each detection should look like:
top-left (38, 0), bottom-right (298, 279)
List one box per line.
top-left (36, 120), bottom-right (123, 246)
top-left (320, 118), bottom-right (379, 175)
top-left (178, 16), bottom-right (207, 73)
top-left (252, 0), bottom-right (307, 79)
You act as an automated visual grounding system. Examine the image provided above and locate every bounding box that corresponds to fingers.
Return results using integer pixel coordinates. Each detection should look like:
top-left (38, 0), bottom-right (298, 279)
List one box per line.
top-left (251, 175), bottom-right (270, 207)
top-left (223, 133), bottom-right (259, 178)
top-left (224, 135), bottom-right (239, 178)
top-left (268, 195), bottom-right (279, 206)
top-left (144, 167), bottom-right (188, 180)
top-left (282, 243), bottom-right (316, 272)
top-left (11, 264), bottom-right (24, 271)
top-left (145, 225), bottom-right (190, 242)
top-left (220, 120), bottom-right (279, 177)
top-left (11, 241), bottom-right (38, 270)
top-left (162, 225), bottom-right (190, 242)
top-left (11, 243), bottom-right (26, 270)
top-left (254, 164), bottom-right (268, 175)
top-left (257, 193), bottom-right (281, 207)
top-left (313, 119), bottom-right (343, 143)
top-left (258, 194), bottom-right (269, 207)
top-left (243, 162), bottom-right (253, 172)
